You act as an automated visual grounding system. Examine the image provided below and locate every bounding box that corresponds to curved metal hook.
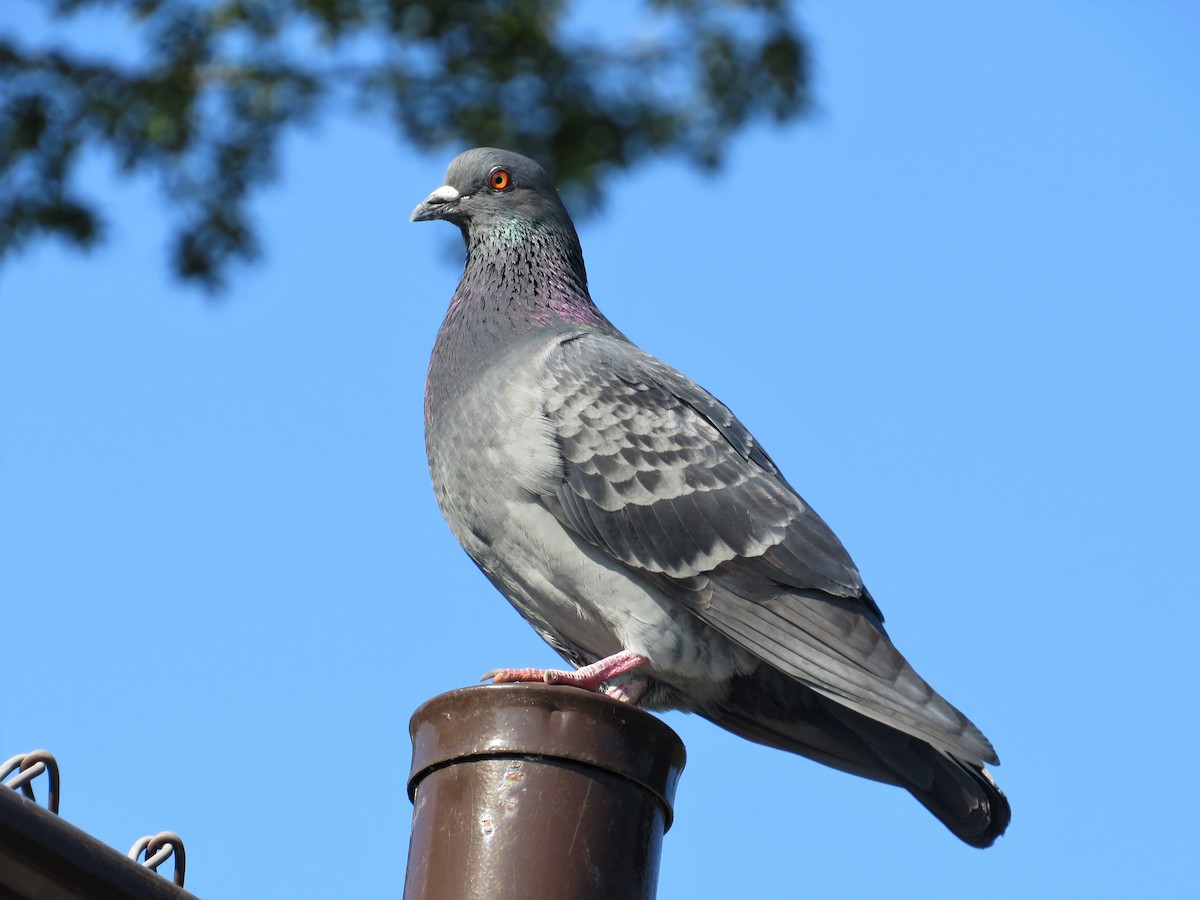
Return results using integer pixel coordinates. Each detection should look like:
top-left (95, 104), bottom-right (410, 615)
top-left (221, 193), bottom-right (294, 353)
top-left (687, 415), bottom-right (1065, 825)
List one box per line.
top-left (129, 831), bottom-right (186, 887)
top-left (1, 749), bottom-right (61, 814)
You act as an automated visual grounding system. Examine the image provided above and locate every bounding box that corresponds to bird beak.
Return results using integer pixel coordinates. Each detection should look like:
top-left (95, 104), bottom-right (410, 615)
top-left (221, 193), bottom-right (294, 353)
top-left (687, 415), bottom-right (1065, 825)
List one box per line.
top-left (410, 184), bottom-right (462, 223)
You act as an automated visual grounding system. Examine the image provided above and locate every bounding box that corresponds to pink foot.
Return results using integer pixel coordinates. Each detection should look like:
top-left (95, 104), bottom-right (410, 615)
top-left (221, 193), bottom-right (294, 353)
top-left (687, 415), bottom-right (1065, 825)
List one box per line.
top-left (602, 675), bottom-right (650, 704)
top-left (482, 650), bottom-right (650, 701)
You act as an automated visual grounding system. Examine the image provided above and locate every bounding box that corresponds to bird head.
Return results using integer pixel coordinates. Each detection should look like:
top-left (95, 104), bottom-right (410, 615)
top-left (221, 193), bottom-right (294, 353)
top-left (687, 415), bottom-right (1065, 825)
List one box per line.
top-left (410, 147), bottom-right (574, 237)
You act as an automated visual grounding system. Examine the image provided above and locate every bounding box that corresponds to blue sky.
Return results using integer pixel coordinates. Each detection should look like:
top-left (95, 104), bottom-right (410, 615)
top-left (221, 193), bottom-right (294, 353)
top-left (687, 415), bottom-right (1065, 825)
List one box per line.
top-left (2, 1), bottom-right (1198, 897)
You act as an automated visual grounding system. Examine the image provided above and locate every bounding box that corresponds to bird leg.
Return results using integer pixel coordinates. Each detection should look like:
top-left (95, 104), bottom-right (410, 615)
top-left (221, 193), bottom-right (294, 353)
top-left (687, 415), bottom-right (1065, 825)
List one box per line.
top-left (482, 650), bottom-right (650, 703)
top-left (601, 672), bottom-right (650, 704)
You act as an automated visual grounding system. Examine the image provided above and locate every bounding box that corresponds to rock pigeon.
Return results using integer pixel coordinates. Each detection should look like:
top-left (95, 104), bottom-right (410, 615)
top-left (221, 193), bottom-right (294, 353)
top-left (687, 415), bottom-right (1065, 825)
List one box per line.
top-left (413, 147), bottom-right (1010, 847)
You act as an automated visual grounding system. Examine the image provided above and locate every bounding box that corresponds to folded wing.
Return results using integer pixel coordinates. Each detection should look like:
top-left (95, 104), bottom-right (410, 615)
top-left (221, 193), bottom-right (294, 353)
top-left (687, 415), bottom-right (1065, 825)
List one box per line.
top-left (541, 331), bottom-right (997, 765)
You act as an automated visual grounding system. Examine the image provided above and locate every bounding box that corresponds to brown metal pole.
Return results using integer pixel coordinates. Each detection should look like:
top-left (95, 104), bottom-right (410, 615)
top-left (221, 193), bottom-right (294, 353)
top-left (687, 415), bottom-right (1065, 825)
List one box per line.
top-left (403, 683), bottom-right (687, 900)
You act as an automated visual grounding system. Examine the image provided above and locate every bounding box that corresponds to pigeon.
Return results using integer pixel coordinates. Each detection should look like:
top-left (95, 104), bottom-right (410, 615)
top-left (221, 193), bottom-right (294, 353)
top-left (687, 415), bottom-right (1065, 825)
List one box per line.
top-left (413, 147), bottom-right (1010, 847)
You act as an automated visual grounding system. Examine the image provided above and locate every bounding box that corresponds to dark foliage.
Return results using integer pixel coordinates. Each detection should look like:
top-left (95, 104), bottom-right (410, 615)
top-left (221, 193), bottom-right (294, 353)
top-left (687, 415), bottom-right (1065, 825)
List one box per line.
top-left (0, 0), bottom-right (810, 290)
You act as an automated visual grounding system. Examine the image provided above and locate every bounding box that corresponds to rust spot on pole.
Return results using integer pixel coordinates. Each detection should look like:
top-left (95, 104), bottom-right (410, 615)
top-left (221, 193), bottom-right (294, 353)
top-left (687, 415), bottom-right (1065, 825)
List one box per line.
top-left (403, 683), bottom-right (687, 900)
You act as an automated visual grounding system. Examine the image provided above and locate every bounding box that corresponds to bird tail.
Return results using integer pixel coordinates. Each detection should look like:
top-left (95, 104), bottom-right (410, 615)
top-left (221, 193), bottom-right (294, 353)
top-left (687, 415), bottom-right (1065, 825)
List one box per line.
top-left (914, 753), bottom-right (1010, 849)
top-left (701, 669), bottom-right (1011, 848)
top-left (837, 705), bottom-right (1011, 848)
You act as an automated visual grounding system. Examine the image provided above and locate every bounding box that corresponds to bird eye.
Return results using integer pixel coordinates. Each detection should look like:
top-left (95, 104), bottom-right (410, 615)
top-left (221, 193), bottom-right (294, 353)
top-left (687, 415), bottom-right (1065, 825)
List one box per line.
top-left (488, 168), bottom-right (512, 191)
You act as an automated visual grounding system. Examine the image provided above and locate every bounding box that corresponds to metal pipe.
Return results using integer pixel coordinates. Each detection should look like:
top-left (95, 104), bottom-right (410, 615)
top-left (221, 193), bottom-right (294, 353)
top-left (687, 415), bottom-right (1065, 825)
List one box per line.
top-left (0, 786), bottom-right (196, 899)
top-left (404, 683), bottom-right (687, 900)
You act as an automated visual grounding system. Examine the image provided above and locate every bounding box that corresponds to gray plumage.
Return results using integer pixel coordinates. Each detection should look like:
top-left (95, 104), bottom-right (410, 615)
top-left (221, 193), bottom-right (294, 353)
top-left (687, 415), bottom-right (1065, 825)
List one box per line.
top-left (414, 147), bottom-right (1010, 847)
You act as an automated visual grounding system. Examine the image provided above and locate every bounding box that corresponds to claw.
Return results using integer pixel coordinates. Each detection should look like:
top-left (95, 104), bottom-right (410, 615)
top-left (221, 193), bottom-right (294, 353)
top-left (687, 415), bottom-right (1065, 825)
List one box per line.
top-left (480, 667), bottom-right (556, 684)
top-left (480, 650), bottom-right (650, 698)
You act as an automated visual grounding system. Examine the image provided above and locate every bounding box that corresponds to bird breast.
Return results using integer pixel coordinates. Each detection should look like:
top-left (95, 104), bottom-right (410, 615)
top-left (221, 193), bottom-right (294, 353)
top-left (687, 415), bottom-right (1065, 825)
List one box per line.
top-left (425, 333), bottom-right (755, 699)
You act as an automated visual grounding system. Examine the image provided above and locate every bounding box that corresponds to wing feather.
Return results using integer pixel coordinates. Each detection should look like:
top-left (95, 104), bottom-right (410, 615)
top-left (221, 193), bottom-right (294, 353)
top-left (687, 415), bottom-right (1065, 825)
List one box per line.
top-left (540, 331), bottom-right (996, 764)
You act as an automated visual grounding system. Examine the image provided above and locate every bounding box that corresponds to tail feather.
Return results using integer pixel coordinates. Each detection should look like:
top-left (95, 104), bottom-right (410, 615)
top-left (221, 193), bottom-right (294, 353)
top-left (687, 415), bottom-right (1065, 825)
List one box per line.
top-left (700, 665), bottom-right (1010, 847)
top-left (828, 701), bottom-right (1011, 848)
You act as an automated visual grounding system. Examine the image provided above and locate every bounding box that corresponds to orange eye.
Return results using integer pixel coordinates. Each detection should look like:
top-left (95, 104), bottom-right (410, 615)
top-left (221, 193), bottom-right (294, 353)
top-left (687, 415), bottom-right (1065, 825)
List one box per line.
top-left (489, 168), bottom-right (511, 191)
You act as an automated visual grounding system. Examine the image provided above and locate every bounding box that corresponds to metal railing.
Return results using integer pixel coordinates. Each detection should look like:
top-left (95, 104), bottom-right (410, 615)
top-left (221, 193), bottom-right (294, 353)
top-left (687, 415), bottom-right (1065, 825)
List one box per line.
top-left (1, 747), bottom-right (194, 898)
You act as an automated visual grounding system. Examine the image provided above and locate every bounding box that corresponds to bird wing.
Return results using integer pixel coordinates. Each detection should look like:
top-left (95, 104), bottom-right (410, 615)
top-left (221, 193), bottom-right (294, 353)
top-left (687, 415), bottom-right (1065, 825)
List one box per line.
top-left (540, 331), bottom-right (996, 764)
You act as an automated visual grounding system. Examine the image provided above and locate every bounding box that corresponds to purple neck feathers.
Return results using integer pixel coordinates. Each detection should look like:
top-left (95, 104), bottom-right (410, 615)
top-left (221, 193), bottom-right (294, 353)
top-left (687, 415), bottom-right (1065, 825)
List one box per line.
top-left (425, 218), bottom-right (613, 421)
